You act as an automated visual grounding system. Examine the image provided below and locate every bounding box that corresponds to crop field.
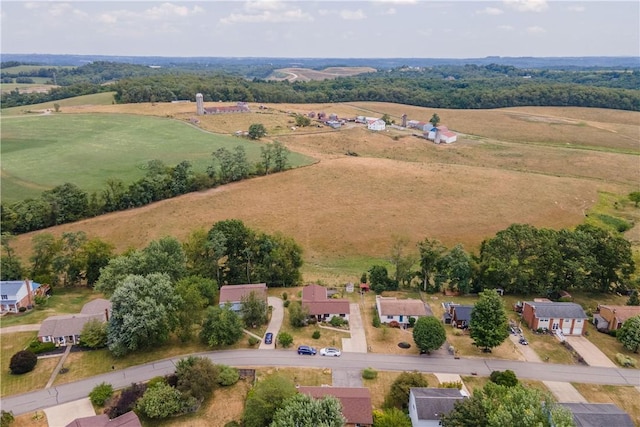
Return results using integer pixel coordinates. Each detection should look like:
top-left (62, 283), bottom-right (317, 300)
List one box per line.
top-left (267, 66), bottom-right (376, 82)
top-left (0, 112), bottom-right (313, 203)
top-left (6, 101), bottom-right (639, 280)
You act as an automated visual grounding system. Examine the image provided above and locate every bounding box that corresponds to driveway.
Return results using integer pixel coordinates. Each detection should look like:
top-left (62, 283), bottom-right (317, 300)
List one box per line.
top-left (43, 397), bottom-right (95, 427)
top-left (564, 336), bottom-right (617, 368)
top-left (0, 324), bottom-right (41, 334)
top-left (341, 303), bottom-right (367, 353)
top-left (543, 381), bottom-right (588, 403)
top-left (508, 334), bottom-right (540, 362)
top-left (259, 297), bottom-right (283, 349)
top-left (332, 368), bottom-right (363, 387)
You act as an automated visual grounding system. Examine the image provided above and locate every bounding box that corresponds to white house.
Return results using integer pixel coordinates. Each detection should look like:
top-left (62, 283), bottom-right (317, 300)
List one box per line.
top-left (367, 119), bottom-right (386, 131)
top-left (38, 298), bottom-right (111, 346)
top-left (376, 295), bottom-right (427, 328)
top-left (0, 280), bottom-right (44, 313)
top-left (409, 388), bottom-right (468, 427)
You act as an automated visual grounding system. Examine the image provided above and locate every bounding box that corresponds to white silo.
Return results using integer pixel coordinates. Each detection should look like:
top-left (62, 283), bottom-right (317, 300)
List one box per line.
top-left (196, 93), bottom-right (204, 115)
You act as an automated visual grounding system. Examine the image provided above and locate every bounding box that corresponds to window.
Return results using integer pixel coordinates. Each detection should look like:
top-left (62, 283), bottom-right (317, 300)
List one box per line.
top-left (387, 315), bottom-right (394, 320)
top-left (339, 314), bottom-right (345, 317)
top-left (576, 319), bottom-right (582, 323)
top-left (1, 295), bottom-right (7, 300)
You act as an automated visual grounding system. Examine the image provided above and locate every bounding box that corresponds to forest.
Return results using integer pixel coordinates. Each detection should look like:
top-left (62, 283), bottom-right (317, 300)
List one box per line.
top-left (2, 60), bottom-right (639, 111)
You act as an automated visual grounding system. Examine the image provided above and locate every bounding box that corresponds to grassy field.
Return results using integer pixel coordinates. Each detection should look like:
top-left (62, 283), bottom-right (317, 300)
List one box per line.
top-left (1, 92), bottom-right (116, 115)
top-left (572, 383), bottom-right (640, 424)
top-left (1, 112), bottom-right (313, 203)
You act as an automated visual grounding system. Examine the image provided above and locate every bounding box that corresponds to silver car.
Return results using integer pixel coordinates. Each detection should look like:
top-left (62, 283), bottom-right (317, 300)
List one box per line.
top-left (320, 347), bottom-right (341, 357)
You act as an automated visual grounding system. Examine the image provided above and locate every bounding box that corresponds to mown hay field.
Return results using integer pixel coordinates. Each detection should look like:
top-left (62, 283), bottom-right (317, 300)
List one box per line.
top-left (6, 101), bottom-right (639, 281)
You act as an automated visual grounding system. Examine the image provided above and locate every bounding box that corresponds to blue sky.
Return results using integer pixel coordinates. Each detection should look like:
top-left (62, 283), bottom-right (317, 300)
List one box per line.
top-left (1, 1), bottom-right (639, 58)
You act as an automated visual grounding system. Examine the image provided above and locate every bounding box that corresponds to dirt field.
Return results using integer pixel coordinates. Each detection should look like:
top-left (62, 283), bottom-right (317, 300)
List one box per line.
top-left (9, 102), bottom-right (639, 282)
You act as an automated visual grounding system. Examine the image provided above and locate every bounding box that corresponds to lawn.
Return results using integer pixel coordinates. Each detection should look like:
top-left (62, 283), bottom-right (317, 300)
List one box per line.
top-left (1, 113), bottom-right (313, 203)
top-left (364, 370), bottom-right (439, 409)
top-left (0, 332), bottom-right (59, 397)
top-left (582, 321), bottom-right (639, 367)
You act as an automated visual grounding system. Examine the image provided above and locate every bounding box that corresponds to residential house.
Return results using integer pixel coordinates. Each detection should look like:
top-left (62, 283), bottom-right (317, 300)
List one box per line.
top-left (38, 298), bottom-right (111, 346)
top-left (593, 305), bottom-right (640, 331)
top-left (302, 284), bottom-right (350, 322)
top-left (66, 411), bottom-right (142, 427)
top-left (298, 386), bottom-right (373, 427)
top-left (376, 295), bottom-right (428, 328)
top-left (559, 403), bottom-right (635, 427)
top-left (408, 388), bottom-right (468, 427)
top-left (367, 118), bottom-right (386, 131)
top-left (426, 126), bottom-right (457, 144)
top-left (0, 280), bottom-right (47, 313)
top-left (521, 301), bottom-right (588, 336)
top-left (450, 305), bottom-right (474, 329)
top-left (218, 283), bottom-right (268, 314)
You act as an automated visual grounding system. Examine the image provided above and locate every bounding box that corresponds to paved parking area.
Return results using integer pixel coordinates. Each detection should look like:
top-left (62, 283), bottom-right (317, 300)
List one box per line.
top-left (43, 398), bottom-right (95, 427)
top-left (564, 336), bottom-right (616, 368)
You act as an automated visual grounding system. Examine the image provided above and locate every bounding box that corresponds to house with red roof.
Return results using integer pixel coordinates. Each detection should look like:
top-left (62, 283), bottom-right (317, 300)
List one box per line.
top-left (302, 284), bottom-right (350, 323)
top-left (298, 386), bottom-right (373, 426)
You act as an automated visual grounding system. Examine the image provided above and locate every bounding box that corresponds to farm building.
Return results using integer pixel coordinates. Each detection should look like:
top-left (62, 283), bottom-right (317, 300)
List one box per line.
top-left (195, 93), bottom-right (250, 115)
top-left (426, 126), bottom-right (458, 144)
top-left (367, 118), bottom-right (386, 131)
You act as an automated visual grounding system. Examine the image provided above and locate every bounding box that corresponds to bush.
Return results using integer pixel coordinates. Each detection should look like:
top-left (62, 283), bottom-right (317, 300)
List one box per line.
top-left (224, 422), bottom-right (241, 427)
top-left (616, 353), bottom-right (637, 368)
top-left (89, 382), bottom-right (114, 406)
top-left (440, 381), bottom-right (463, 389)
top-left (307, 317), bottom-right (317, 325)
top-left (608, 329), bottom-right (618, 337)
top-left (408, 317), bottom-right (416, 328)
top-left (248, 336), bottom-right (259, 346)
top-left (218, 365), bottom-right (240, 386)
top-left (1, 410), bottom-right (15, 427)
top-left (372, 314), bottom-right (381, 328)
top-left (312, 330), bottom-right (321, 339)
top-left (283, 300), bottom-right (290, 308)
top-left (9, 350), bottom-right (37, 374)
top-left (28, 340), bottom-right (56, 354)
top-left (389, 320), bottom-right (401, 328)
top-left (136, 382), bottom-right (185, 419)
top-left (362, 367), bottom-right (378, 380)
top-left (147, 376), bottom-right (167, 389)
top-left (18, 307), bottom-right (27, 313)
top-left (489, 370), bottom-right (518, 387)
top-left (282, 292), bottom-right (288, 301)
top-left (384, 371), bottom-right (429, 410)
top-left (105, 382), bottom-right (147, 419)
top-left (330, 316), bottom-right (345, 327)
top-left (278, 332), bottom-right (293, 348)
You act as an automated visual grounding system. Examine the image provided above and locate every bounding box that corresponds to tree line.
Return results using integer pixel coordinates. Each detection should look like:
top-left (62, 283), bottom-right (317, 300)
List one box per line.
top-left (2, 61), bottom-right (639, 110)
top-left (365, 223), bottom-right (636, 296)
top-left (1, 142), bottom-right (290, 234)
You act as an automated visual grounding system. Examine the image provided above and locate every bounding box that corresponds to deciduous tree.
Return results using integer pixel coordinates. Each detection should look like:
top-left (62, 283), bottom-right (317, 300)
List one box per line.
top-left (418, 238), bottom-right (446, 292)
top-left (80, 318), bottom-right (108, 349)
top-left (413, 316), bottom-right (446, 354)
top-left (243, 374), bottom-right (297, 427)
top-left (617, 315), bottom-right (640, 353)
top-left (241, 290), bottom-right (268, 327)
top-left (248, 123), bottom-right (267, 140)
top-left (175, 356), bottom-right (220, 400)
top-left (372, 408), bottom-right (412, 427)
top-left (107, 273), bottom-right (182, 357)
top-left (469, 290), bottom-right (509, 352)
top-left (384, 371), bottom-right (429, 410)
top-left (271, 394), bottom-right (346, 427)
top-left (200, 305), bottom-right (244, 347)
top-left (136, 382), bottom-right (187, 419)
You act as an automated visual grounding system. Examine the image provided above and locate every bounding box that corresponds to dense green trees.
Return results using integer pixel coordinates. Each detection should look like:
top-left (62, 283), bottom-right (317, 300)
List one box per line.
top-left (617, 315), bottom-right (640, 353)
top-left (243, 374), bottom-right (297, 427)
top-left (200, 305), bottom-right (244, 347)
top-left (440, 382), bottom-right (575, 427)
top-left (469, 290), bottom-right (509, 352)
top-left (248, 123), bottom-right (267, 140)
top-left (175, 356), bottom-right (221, 401)
top-left (384, 371), bottom-right (429, 410)
top-left (271, 394), bottom-right (346, 427)
top-left (107, 273), bottom-right (182, 357)
top-left (372, 408), bottom-right (412, 427)
top-left (79, 318), bottom-right (108, 349)
top-left (241, 290), bottom-right (268, 328)
top-left (413, 316), bottom-right (447, 354)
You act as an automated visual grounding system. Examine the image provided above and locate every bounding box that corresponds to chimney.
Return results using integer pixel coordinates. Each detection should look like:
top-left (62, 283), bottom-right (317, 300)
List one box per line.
top-left (104, 308), bottom-right (109, 322)
top-left (25, 279), bottom-right (33, 308)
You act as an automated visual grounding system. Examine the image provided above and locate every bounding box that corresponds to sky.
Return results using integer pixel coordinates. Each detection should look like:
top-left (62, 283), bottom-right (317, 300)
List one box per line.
top-left (1, 0), bottom-right (639, 58)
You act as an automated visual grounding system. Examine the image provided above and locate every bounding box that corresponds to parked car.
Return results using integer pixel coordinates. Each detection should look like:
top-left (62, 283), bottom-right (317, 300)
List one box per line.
top-left (519, 337), bottom-right (529, 345)
top-left (297, 345), bottom-right (317, 355)
top-left (320, 347), bottom-right (341, 357)
top-left (264, 332), bottom-right (273, 345)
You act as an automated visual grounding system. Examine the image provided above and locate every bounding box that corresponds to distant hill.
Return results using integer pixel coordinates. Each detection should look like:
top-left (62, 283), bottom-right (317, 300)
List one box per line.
top-left (2, 54), bottom-right (639, 70)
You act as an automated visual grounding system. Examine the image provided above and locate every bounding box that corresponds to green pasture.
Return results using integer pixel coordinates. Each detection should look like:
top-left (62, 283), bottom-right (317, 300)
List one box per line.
top-left (0, 92), bottom-right (116, 114)
top-left (1, 113), bottom-right (313, 203)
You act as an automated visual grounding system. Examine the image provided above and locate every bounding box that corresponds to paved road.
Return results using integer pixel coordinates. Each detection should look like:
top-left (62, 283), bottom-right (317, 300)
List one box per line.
top-left (3, 350), bottom-right (638, 415)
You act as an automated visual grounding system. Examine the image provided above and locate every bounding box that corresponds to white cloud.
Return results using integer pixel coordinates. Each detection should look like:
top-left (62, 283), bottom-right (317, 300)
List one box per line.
top-left (340, 9), bottom-right (366, 20)
top-left (567, 6), bottom-right (585, 12)
top-left (526, 25), bottom-right (546, 34)
top-left (373, 0), bottom-right (417, 3)
top-left (504, 0), bottom-right (548, 12)
top-left (98, 13), bottom-right (118, 24)
top-left (220, 8), bottom-right (313, 24)
top-left (477, 7), bottom-right (504, 15)
top-left (143, 3), bottom-right (204, 20)
top-left (48, 3), bottom-right (72, 17)
top-left (244, 1), bottom-right (285, 12)
top-left (498, 25), bottom-right (514, 31)
top-left (382, 8), bottom-right (397, 15)
top-left (23, 3), bottom-right (40, 11)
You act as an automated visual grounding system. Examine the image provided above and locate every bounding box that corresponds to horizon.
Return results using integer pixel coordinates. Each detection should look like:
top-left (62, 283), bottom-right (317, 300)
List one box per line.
top-left (1, 1), bottom-right (639, 58)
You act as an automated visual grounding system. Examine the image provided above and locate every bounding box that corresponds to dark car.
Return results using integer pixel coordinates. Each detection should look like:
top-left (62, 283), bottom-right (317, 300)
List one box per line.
top-left (297, 345), bottom-right (317, 355)
top-left (519, 337), bottom-right (529, 345)
top-left (264, 332), bottom-right (273, 345)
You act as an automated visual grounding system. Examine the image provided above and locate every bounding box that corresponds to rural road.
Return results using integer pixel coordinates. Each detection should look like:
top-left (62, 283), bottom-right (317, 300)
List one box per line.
top-left (3, 349), bottom-right (638, 415)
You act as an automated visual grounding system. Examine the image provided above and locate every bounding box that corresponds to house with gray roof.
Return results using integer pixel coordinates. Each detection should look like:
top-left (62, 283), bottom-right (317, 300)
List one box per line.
top-left (376, 295), bottom-right (428, 328)
top-left (38, 298), bottom-right (111, 347)
top-left (559, 403), bottom-right (635, 427)
top-left (408, 388), bottom-right (468, 427)
top-left (0, 280), bottom-right (44, 313)
top-left (219, 283), bottom-right (268, 314)
top-left (522, 301), bottom-right (588, 336)
top-left (450, 305), bottom-right (473, 329)
top-left (65, 411), bottom-right (142, 427)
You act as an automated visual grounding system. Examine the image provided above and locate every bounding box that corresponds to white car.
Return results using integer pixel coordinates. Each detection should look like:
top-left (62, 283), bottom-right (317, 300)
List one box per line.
top-left (320, 347), bottom-right (341, 357)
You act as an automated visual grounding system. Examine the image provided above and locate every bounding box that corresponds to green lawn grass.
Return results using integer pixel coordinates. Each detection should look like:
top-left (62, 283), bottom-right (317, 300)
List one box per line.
top-left (1, 92), bottom-right (117, 115)
top-left (1, 113), bottom-right (313, 203)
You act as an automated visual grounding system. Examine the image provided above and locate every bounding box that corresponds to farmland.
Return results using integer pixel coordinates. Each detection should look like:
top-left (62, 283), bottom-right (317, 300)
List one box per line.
top-left (4, 101), bottom-right (639, 280)
top-left (267, 66), bottom-right (377, 82)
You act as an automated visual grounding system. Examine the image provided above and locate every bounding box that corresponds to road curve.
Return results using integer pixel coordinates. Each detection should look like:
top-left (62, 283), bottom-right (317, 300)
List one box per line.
top-left (3, 349), bottom-right (638, 415)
